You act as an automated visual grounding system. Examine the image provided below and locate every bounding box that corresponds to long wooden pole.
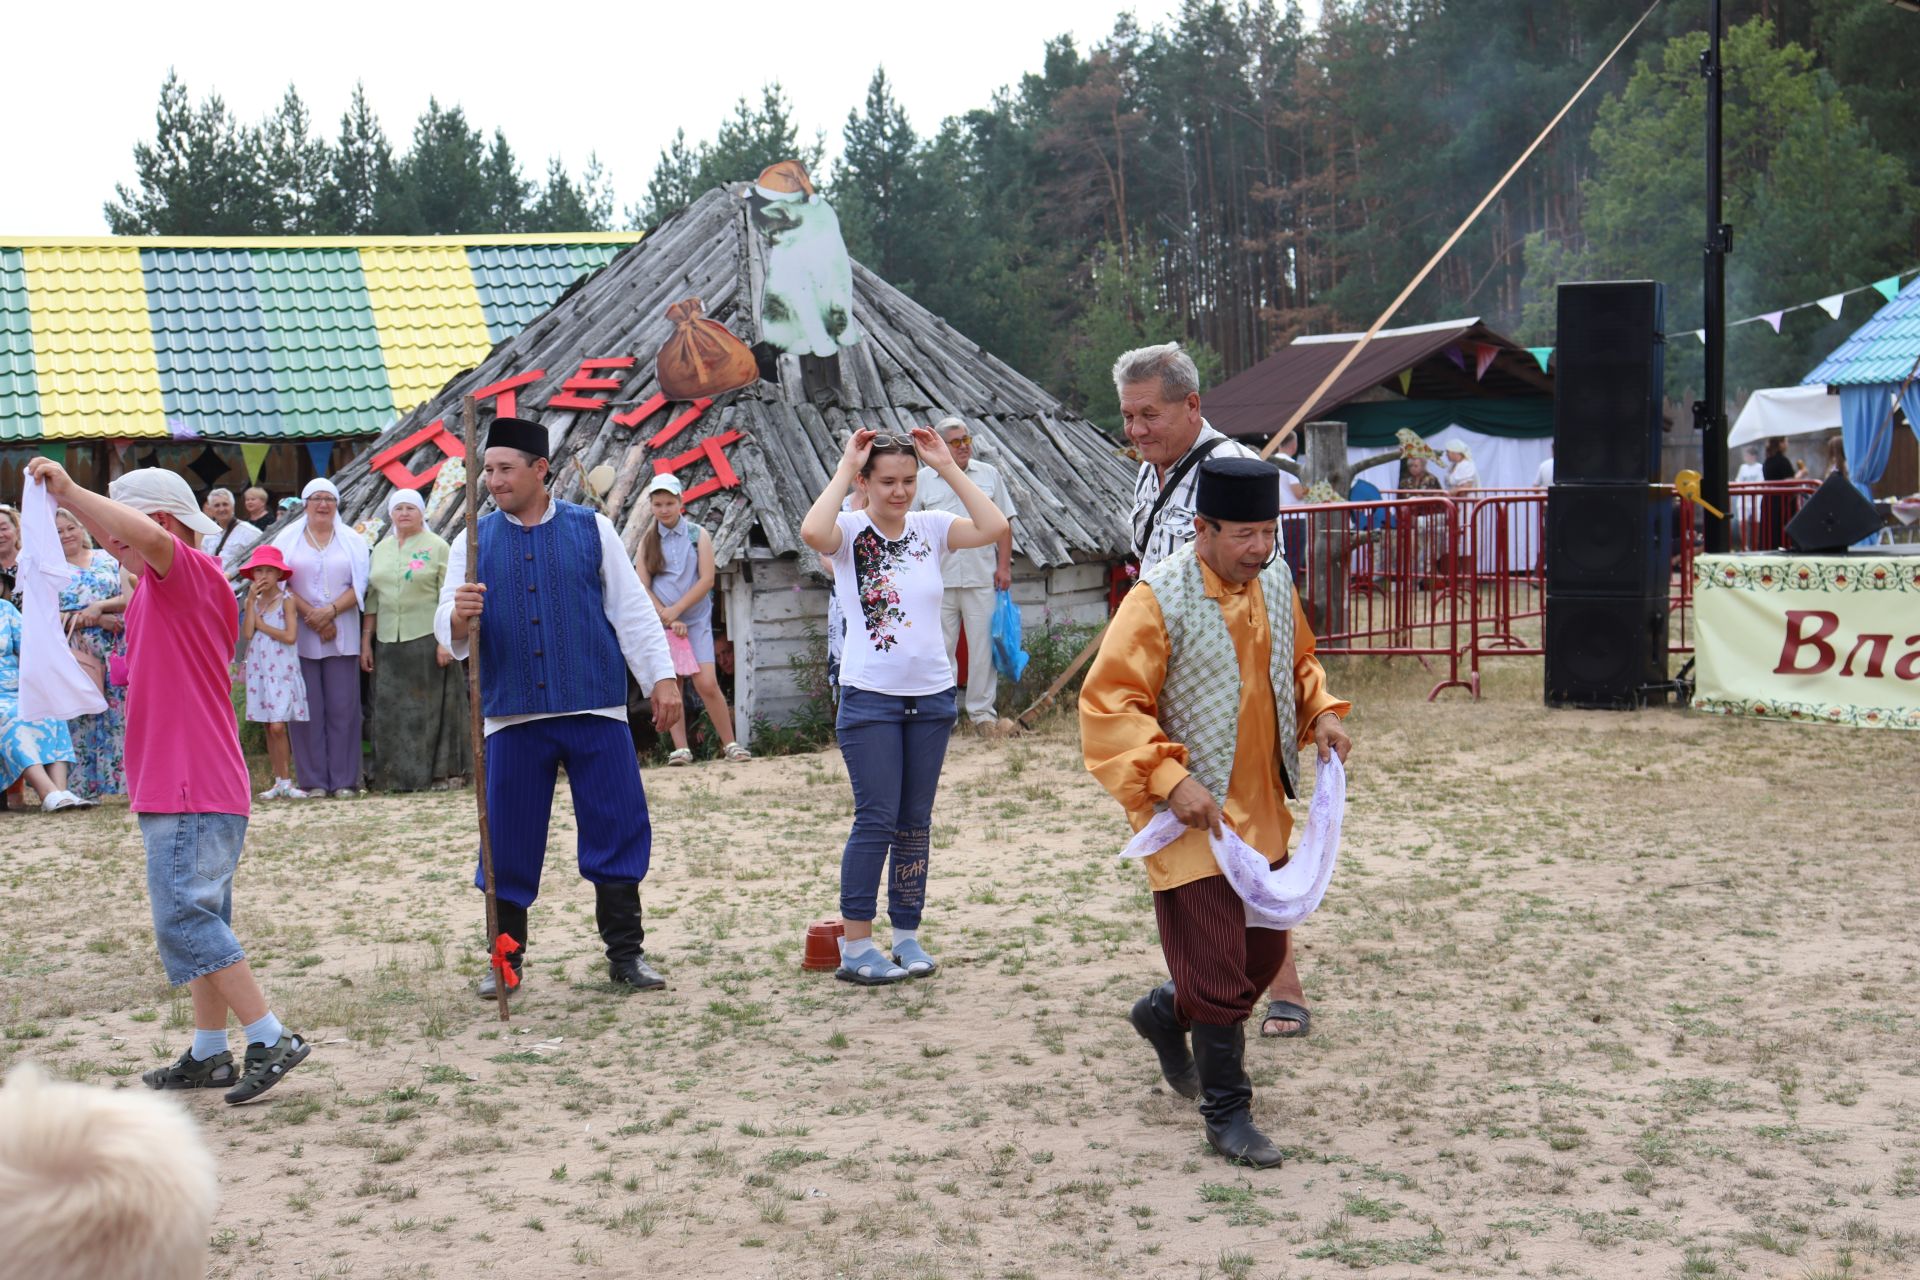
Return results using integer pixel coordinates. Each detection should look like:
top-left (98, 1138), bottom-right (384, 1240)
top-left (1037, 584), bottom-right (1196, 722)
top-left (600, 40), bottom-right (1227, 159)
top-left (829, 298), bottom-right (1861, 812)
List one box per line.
top-left (462, 396), bottom-right (510, 1023)
top-left (1256, 0), bottom-right (1664, 462)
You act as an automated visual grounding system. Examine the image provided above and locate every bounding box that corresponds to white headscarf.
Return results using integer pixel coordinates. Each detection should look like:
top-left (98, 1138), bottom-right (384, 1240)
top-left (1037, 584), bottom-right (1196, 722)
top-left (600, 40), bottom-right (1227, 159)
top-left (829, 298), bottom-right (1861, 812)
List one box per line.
top-left (272, 477), bottom-right (370, 607)
top-left (386, 488), bottom-right (426, 518)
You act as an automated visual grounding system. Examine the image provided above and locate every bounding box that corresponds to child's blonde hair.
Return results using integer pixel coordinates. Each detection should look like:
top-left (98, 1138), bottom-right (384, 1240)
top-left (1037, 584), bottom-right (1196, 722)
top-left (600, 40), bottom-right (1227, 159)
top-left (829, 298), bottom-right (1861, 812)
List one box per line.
top-left (0, 1063), bottom-right (218, 1280)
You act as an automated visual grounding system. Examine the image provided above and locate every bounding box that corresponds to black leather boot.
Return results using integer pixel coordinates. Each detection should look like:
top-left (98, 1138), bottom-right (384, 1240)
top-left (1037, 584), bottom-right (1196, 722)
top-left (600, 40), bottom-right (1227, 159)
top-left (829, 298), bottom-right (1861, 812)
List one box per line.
top-left (1128, 981), bottom-right (1200, 1099)
top-left (596, 883), bottom-right (665, 991)
top-left (1190, 1022), bottom-right (1283, 1168)
top-left (477, 900), bottom-right (528, 1000)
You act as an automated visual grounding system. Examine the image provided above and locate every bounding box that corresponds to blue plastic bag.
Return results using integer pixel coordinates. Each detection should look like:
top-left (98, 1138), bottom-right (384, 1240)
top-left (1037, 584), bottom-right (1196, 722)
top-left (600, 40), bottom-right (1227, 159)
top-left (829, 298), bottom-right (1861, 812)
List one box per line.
top-left (991, 589), bottom-right (1030, 682)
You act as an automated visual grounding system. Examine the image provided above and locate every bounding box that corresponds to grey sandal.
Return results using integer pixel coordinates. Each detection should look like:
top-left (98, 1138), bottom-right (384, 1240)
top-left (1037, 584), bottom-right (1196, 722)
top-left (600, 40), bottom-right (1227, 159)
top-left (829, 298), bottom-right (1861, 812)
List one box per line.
top-left (836, 948), bottom-right (908, 985)
top-left (890, 939), bottom-right (937, 977)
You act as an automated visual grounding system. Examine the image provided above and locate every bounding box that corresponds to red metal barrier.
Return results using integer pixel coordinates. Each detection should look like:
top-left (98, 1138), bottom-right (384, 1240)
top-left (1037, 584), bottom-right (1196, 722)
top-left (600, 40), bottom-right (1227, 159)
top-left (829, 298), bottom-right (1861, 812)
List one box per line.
top-left (1173, 480), bottom-right (1826, 703)
top-left (1288, 494), bottom-right (1469, 699)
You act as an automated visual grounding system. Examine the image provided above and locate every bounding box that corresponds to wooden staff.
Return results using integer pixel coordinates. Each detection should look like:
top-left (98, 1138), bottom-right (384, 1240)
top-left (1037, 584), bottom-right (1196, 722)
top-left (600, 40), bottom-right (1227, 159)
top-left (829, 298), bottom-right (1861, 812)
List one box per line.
top-left (462, 395), bottom-right (511, 1022)
top-left (1255, 0), bottom-right (1664, 461)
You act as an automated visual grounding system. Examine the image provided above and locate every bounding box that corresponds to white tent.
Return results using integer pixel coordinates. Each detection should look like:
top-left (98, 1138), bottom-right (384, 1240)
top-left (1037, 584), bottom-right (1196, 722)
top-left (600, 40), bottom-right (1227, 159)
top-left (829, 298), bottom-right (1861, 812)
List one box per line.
top-left (1729, 385), bottom-right (1840, 448)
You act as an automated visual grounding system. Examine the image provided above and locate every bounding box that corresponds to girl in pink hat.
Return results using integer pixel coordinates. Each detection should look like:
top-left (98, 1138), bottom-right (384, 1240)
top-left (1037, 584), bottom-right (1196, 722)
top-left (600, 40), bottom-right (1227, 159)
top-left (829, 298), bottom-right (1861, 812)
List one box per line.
top-left (239, 546), bottom-right (310, 799)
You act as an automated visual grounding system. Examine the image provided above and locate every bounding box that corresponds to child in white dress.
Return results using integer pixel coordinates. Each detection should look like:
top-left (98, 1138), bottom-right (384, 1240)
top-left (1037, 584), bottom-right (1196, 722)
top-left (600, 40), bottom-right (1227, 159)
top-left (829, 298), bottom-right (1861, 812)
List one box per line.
top-left (239, 546), bottom-right (310, 799)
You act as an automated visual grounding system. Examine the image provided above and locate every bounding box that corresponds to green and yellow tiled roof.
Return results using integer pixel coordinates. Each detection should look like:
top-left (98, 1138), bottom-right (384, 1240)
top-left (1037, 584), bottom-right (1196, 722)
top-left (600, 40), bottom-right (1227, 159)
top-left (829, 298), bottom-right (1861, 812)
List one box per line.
top-left (0, 233), bottom-right (637, 444)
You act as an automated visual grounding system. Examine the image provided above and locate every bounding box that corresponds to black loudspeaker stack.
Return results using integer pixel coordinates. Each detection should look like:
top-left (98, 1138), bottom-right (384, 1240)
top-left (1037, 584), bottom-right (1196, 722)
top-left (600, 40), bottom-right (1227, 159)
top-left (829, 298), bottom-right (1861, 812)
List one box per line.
top-left (1546, 281), bottom-right (1671, 708)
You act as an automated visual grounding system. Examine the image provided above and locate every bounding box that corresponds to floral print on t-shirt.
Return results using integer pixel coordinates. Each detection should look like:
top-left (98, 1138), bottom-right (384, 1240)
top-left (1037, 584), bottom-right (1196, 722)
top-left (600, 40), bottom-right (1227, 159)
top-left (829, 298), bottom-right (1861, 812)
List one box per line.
top-left (852, 524), bottom-right (934, 652)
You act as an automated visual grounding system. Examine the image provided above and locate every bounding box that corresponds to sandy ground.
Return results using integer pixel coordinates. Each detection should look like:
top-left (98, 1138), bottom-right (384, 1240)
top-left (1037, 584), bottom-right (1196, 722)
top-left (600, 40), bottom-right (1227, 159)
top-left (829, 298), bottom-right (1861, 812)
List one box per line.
top-left (3, 657), bottom-right (1918, 1280)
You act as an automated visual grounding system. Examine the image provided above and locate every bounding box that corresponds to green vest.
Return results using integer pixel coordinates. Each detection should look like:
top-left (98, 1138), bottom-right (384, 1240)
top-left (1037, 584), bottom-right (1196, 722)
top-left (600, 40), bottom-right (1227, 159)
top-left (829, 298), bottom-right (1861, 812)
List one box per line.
top-left (1142, 543), bottom-right (1300, 806)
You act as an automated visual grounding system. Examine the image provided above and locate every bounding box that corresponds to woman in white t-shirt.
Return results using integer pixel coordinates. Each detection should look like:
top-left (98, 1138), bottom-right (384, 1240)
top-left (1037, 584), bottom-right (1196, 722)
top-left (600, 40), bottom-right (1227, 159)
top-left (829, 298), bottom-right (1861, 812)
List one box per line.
top-left (800, 427), bottom-right (1011, 984)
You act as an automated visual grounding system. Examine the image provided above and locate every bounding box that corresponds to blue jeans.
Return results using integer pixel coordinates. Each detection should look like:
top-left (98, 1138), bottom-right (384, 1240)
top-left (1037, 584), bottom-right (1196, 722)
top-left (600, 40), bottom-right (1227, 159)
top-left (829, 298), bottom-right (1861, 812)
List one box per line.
top-left (139, 812), bottom-right (249, 985)
top-left (836, 687), bottom-right (955, 929)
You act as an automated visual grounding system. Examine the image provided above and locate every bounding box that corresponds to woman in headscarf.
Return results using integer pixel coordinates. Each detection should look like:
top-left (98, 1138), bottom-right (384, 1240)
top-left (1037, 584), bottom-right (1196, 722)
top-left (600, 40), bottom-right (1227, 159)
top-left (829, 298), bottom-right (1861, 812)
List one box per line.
top-left (360, 489), bottom-right (469, 791)
top-left (1436, 439), bottom-right (1479, 494)
top-left (273, 478), bottom-right (370, 797)
top-left (56, 508), bottom-right (131, 798)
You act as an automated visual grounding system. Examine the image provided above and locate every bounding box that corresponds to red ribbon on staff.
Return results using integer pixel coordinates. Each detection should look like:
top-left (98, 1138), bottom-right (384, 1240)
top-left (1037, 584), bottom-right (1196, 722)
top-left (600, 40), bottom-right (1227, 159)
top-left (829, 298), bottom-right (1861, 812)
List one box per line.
top-left (491, 934), bottom-right (522, 989)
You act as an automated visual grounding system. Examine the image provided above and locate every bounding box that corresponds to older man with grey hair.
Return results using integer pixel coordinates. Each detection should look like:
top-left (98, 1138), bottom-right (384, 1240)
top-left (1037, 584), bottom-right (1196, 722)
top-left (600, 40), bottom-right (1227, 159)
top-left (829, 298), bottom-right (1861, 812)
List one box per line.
top-left (914, 416), bottom-right (1017, 729)
top-left (1118, 343), bottom-right (1264, 574)
top-left (1115, 342), bottom-right (1315, 1042)
top-left (202, 487), bottom-right (263, 578)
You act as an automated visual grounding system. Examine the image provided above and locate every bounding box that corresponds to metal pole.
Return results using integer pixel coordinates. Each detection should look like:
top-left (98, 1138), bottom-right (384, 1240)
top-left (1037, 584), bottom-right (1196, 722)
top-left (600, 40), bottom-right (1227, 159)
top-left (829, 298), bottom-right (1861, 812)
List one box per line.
top-left (1696, 0), bottom-right (1732, 553)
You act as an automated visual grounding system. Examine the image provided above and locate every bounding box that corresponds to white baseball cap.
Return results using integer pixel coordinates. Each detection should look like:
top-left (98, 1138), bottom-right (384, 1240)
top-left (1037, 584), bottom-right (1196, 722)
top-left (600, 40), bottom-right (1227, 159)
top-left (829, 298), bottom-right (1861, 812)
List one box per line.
top-left (642, 473), bottom-right (684, 498)
top-left (108, 468), bottom-right (220, 538)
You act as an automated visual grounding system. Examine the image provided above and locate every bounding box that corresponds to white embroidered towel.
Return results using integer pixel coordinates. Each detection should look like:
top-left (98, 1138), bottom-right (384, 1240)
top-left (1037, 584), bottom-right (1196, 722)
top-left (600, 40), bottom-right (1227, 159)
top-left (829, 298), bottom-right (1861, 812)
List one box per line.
top-left (18, 477), bottom-right (108, 721)
top-left (1119, 753), bottom-right (1346, 930)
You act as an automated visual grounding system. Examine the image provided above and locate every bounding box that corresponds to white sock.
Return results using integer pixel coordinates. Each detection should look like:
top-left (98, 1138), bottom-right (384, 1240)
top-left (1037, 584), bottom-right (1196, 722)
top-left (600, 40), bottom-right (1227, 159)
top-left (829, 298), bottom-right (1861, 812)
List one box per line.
top-left (891, 928), bottom-right (918, 947)
top-left (242, 1012), bottom-right (285, 1047)
top-left (839, 936), bottom-right (885, 963)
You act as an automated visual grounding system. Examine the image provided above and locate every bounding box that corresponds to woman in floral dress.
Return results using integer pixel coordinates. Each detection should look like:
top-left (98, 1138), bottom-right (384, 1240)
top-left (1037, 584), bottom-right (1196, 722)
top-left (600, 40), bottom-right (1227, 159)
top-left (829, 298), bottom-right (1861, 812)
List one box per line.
top-left (0, 600), bottom-right (86, 810)
top-left (56, 508), bottom-right (130, 798)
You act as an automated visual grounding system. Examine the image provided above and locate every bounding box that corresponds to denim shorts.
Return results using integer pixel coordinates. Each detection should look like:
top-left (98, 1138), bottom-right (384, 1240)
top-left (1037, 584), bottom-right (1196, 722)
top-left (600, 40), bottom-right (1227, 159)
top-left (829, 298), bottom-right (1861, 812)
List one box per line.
top-left (139, 812), bottom-right (250, 985)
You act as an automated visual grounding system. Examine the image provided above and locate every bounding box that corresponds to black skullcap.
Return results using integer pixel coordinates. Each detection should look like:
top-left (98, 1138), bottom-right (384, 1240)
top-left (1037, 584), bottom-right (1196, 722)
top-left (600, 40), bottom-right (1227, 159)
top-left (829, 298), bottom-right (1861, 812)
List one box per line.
top-left (1196, 456), bottom-right (1282, 523)
top-left (486, 416), bottom-right (549, 460)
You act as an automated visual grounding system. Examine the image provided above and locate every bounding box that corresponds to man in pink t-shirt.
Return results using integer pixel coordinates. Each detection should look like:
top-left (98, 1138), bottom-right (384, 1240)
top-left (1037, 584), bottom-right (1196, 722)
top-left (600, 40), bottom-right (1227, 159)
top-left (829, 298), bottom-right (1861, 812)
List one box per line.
top-left (26, 459), bottom-right (310, 1105)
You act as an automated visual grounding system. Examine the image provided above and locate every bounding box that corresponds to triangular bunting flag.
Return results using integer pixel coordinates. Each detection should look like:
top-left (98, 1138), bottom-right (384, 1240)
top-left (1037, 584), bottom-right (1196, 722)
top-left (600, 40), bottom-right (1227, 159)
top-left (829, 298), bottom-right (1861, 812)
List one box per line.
top-left (167, 416), bottom-right (198, 442)
top-left (306, 441), bottom-right (333, 477)
top-left (1760, 311), bottom-right (1784, 334)
top-left (1397, 369), bottom-right (1413, 394)
top-left (1443, 345), bottom-right (1466, 371)
top-left (37, 442), bottom-right (67, 465)
top-left (240, 443), bottom-right (271, 483)
top-left (1817, 294), bottom-right (1845, 320)
top-left (110, 439), bottom-right (133, 461)
top-left (1872, 275), bottom-right (1901, 302)
top-left (1693, 330), bottom-right (1706, 344)
top-left (1526, 347), bottom-right (1553, 373)
top-left (1471, 342), bottom-right (1497, 381)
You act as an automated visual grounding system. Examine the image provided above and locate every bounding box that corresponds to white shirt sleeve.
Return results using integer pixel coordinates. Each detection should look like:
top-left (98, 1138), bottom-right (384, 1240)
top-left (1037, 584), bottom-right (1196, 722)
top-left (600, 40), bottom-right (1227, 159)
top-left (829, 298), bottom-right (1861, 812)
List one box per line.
top-left (596, 513), bottom-right (677, 694)
top-left (434, 533), bottom-right (468, 659)
top-left (219, 521), bottom-right (263, 573)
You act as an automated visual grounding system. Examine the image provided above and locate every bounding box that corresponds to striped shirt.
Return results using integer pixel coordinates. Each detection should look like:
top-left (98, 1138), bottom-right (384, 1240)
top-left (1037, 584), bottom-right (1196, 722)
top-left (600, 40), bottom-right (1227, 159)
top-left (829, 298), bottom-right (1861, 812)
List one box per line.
top-left (1131, 422), bottom-right (1264, 573)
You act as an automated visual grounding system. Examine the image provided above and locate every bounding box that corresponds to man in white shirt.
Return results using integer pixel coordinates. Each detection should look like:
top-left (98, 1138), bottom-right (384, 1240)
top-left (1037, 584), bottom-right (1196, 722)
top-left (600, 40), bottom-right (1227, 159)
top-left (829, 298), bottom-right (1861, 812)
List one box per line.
top-left (1535, 455), bottom-right (1555, 488)
top-left (437, 416), bottom-right (683, 999)
top-left (1119, 343), bottom-right (1263, 574)
top-left (914, 417), bottom-right (1016, 728)
top-left (203, 488), bottom-right (263, 578)
top-left (1734, 445), bottom-right (1764, 483)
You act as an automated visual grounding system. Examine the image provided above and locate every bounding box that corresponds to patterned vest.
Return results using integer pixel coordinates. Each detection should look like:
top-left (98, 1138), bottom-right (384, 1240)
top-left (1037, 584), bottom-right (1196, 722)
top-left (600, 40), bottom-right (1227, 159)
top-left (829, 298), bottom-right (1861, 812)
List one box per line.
top-left (476, 500), bottom-right (627, 718)
top-left (1142, 543), bottom-right (1299, 805)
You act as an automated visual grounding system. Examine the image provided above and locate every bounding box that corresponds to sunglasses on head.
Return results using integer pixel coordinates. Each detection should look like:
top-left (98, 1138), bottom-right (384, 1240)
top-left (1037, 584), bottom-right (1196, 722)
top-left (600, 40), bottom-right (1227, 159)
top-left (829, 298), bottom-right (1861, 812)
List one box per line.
top-left (867, 433), bottom-right (916, 448)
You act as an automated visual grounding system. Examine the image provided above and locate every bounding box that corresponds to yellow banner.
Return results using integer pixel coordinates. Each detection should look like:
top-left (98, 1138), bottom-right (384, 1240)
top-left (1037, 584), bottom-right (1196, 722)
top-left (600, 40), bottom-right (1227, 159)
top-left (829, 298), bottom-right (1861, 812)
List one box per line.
top-left (1693, 554), bottom-right (1920, 730)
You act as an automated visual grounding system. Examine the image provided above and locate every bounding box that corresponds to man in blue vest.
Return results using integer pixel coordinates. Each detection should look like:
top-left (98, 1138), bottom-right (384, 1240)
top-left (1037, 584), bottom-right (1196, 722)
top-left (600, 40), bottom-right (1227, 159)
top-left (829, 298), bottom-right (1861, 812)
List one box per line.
top-left (435, 416), bottom-right (684, 997)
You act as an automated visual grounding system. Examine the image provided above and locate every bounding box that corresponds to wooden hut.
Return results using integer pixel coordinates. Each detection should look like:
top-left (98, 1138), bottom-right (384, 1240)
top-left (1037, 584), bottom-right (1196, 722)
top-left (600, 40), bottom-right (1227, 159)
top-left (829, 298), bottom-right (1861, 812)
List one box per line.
top-left (330, 186), bottom-right (1133, 732)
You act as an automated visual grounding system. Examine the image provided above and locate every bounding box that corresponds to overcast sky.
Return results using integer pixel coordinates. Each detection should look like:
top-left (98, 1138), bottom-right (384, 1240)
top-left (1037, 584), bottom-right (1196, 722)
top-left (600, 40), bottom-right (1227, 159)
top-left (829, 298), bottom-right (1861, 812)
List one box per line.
top-left (1, 0), bottom-right (1319, 236)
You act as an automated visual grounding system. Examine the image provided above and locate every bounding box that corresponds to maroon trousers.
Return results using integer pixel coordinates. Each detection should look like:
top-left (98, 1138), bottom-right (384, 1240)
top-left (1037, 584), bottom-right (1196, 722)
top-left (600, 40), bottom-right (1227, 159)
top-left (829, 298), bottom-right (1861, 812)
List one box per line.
top-left (1153, 873), bottom-right (1290, 1027)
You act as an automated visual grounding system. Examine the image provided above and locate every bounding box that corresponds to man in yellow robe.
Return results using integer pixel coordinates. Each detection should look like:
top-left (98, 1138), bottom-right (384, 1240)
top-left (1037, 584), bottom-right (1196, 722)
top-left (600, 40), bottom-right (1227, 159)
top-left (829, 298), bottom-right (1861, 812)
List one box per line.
top-left (1081, 456), bottom-right (1352, 1168)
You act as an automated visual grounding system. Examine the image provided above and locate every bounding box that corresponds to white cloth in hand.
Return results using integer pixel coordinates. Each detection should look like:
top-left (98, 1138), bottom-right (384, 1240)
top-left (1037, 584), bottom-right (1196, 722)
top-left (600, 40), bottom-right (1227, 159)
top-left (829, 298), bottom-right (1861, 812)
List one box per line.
top-left (17, 477), bottom-right (108, 720)
top-left (1119, 753), bottom-right (1346, 930)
